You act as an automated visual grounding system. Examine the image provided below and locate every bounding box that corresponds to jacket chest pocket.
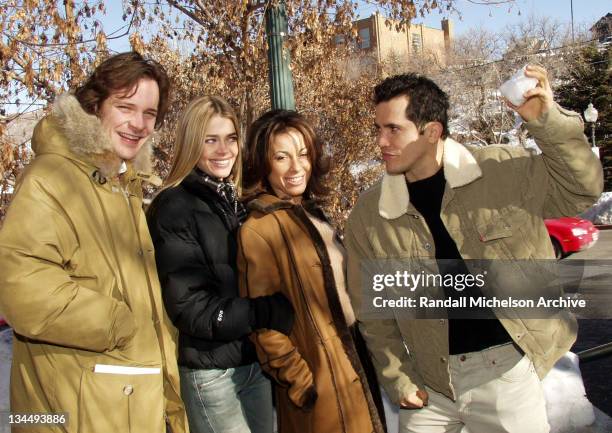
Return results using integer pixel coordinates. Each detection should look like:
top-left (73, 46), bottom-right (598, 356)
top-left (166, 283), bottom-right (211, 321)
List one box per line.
top-left (368, 220), bottom-right (434, 259)
top-left (478, 218), bottom-right (512, 242)
top-left (475, 208), bottom-right (533, 259)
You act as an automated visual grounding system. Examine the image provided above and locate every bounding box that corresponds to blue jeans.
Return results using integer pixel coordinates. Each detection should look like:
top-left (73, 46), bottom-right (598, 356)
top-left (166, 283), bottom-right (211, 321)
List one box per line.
top-left (179, 362), bottom-right (273, 433)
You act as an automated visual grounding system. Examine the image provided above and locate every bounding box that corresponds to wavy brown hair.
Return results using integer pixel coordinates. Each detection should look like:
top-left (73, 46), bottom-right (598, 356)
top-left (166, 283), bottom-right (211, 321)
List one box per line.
top-left (374, 73), bottom-right (449, 139)
top-left (243, 110), bottom-right (330, 202)
top-left (74, 52), bottom-right (170, 128)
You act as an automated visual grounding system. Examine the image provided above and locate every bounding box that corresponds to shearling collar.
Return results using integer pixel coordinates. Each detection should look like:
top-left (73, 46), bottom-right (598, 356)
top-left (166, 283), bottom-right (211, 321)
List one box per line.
top-left (378, 137), bottom-right (482, 220)
top-left (38, 94), bottom-right (153, 178)
top-left (248, 194), bottom-right (295, 214)
top-left (247, 193), bottom-right (326, 217)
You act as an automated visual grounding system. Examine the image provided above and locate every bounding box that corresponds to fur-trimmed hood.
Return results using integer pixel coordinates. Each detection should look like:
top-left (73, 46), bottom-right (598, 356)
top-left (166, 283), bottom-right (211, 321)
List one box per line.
top-left (31, 94), bottom-right (153, 178)
top-left (378, 137), bottom-right (483, 219)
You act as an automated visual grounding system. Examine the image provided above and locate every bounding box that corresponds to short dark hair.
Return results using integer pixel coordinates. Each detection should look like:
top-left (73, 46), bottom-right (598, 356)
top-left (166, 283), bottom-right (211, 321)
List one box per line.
top-left (374, 73), bottom-right (450, 139)
top-left (74, 52), bottom-right (170, 128)
top-left (243, 110), bottom-right (330, 201)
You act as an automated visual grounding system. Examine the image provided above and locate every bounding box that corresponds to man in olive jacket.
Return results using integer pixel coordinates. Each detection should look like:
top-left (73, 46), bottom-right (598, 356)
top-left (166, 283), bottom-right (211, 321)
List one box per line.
top-left (345, 66), bottom-right (603, 432)
top-left (0, 53), bottom-right (188, 433)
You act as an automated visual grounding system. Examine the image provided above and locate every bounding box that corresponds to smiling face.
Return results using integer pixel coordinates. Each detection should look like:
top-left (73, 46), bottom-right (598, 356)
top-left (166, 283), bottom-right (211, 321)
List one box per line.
top-left (196, 114), bottom-right (238, 180)
top-left (98, 78), bottom-right (159, 161)
top-left (375, 95), bottom-right (441, 182)
top-left (267, 129), bottom-right (312, 203)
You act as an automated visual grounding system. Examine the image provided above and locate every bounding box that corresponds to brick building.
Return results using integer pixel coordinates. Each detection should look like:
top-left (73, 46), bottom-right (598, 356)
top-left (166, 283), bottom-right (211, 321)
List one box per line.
top-left (348, 12), bottom-right (453, 66)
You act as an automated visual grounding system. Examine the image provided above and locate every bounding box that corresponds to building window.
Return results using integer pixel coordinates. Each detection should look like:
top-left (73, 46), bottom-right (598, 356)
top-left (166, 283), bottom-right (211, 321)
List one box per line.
top-left (359, 28), bottom-right (371, 49)
top-left (412, 33), bottom-right (422, 52)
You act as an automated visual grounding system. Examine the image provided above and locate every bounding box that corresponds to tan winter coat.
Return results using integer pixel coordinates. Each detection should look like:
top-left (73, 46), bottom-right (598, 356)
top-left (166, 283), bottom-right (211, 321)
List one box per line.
top-left (345, 104), bottom-right (604, 403)
top-left (0, 95), bottom-right (188, 433)
top-left (237, 195), bottom-right (385, 433)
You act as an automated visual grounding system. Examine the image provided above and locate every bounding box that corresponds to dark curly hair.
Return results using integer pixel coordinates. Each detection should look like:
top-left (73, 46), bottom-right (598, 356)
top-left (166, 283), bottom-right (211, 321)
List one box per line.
top-left (243, 110), bottom-right (330, 201)
top-left (74, 52), bottom-right (170, 128)
top-left (374, 73), bottom-right (450, 139)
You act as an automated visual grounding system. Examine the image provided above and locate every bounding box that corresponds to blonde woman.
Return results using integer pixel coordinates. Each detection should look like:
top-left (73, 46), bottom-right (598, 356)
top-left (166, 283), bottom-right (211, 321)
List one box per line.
top-left (147, 96), bottom-right (294, 433)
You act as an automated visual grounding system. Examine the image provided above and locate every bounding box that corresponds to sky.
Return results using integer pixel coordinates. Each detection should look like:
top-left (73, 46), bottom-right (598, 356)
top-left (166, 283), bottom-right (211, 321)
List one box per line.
top-left (103, 0), bottom-right (610, 53)
top-left (357, 0), bottom-right (610, 36)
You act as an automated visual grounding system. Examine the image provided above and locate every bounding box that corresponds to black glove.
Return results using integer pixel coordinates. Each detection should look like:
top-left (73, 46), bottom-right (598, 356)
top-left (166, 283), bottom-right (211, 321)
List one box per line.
top-left (250, 292), bottom-right (295, 335)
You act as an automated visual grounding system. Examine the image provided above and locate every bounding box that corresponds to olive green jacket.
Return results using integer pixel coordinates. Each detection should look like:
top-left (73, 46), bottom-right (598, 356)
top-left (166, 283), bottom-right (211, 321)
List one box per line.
top-left (0, 95), bottom-right (188, 433)
top-left (345, 104), bottom-right (603, 403)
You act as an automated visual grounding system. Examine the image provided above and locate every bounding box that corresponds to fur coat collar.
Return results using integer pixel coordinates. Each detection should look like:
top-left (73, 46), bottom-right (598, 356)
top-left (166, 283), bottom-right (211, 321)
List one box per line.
top-left (378, 137), bottom-right (483, 219)
top-left (32, 94), bottom-right (153, 179)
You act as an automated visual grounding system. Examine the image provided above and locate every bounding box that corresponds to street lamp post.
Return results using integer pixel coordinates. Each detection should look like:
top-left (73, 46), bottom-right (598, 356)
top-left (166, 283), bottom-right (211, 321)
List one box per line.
top-left (584, 102), bottom-right (599, 158)
top-left (570, 0), bottom-right (575, 44)
top-left (265, 0), bottom-right (296, 110)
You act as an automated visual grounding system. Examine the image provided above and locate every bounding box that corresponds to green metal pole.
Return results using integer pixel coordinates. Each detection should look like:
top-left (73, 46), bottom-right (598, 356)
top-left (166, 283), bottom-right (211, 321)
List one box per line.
top-left (265, 0), bottom-right (295, 110)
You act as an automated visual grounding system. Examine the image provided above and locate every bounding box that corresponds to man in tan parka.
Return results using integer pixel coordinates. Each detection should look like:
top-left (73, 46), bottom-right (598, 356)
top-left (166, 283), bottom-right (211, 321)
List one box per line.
top-left (345, 66), bottom-right (603, 432)
top-left (0, 52), bottom-right (188, 433)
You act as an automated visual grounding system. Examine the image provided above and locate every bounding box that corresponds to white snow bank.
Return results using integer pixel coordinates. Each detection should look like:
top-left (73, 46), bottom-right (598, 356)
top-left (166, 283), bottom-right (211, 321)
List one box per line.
top-left (581, 192), bottom-right (612, 225)
top-left (0, 328), bottom-right (12, 433)
top-left (542, 352), bottom-right (596, 432)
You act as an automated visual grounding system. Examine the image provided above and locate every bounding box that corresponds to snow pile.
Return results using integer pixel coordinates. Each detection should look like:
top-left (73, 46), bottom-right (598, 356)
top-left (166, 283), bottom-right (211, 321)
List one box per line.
top-left (0, 328), bottom-right (12, 433)
top-left (581, 192), bottom-right (612, 225)
top-left (542, 352), bottom-right (596, 432)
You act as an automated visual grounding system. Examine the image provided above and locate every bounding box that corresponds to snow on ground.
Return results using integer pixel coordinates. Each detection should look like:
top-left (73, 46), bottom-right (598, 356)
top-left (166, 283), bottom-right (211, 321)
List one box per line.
top-left (0, 328), bottom-right (12, 433)
top-left (581, 192), bottom-right (612, 225)
top-left (543, 352), bottom-right (596, 433)
top-left (0, 329), bottom-right (10, 412)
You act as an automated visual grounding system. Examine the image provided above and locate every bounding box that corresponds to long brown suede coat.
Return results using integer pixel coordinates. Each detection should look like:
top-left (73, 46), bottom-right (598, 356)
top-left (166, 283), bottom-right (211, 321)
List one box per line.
top-left (237, 194), bottom-right (385, 433)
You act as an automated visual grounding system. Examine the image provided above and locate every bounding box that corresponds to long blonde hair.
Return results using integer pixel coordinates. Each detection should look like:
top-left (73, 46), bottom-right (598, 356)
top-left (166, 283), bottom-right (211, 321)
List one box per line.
top-left (163, 95), bottom-right (242, 192)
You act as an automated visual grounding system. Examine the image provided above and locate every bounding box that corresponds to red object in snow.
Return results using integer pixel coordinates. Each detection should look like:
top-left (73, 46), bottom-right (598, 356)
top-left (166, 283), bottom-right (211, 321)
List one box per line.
top-left (545, 217), bottom-right (599, 259)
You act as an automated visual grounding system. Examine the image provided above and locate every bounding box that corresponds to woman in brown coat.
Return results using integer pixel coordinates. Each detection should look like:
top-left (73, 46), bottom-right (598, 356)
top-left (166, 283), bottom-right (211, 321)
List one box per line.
top-left (237, 110), bottom-right (385, 433)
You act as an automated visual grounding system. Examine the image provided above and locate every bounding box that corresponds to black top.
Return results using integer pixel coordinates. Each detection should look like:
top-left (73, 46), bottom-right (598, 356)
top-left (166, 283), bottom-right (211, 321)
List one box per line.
top-left (408, 168), bottom-right (511, 355)
top-left (147, 170), bottom-right (257, 369)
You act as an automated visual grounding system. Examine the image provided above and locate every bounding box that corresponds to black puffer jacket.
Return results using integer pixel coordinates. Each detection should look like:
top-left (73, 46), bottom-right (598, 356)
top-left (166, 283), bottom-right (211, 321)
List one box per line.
top-left (147, 170), bottom-right (258, 369)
